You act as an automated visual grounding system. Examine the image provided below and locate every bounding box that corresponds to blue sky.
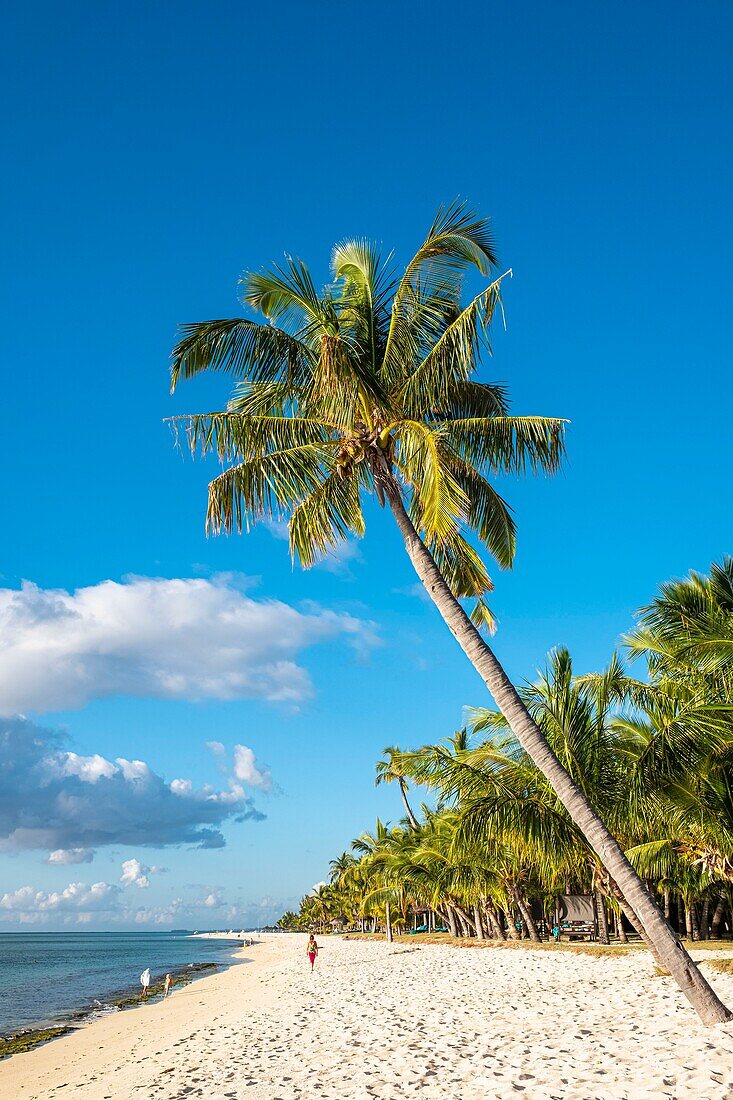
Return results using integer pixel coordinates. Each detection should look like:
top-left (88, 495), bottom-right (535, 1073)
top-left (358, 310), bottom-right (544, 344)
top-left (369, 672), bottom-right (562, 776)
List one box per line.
top-left (1, 1), bottom-right (731, 929)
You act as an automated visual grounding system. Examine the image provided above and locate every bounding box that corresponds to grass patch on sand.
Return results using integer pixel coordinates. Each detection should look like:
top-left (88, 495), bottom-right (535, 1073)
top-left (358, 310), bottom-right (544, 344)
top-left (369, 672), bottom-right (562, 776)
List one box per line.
top-left (341, 933), bottom-right (642, 957)
top-left (703, 959), bottom-right (733, 974)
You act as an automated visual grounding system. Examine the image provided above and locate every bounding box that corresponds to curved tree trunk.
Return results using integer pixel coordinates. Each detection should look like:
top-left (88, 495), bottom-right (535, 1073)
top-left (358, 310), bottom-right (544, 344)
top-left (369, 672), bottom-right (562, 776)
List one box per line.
top-left (474, 903), bottom-right (485, 940)
top-left (398, 779), bottom-right (420, 831)
top-left (385, 901), bottom-right (393, 943)
top-left (445, 907), bottom-right (458, 938)
top-left (384, 485), bottom-right (731, 1024)
top-left (513, 886), bottom-right (541, 943)
top-left (455, 906), bottom-right (473, 937)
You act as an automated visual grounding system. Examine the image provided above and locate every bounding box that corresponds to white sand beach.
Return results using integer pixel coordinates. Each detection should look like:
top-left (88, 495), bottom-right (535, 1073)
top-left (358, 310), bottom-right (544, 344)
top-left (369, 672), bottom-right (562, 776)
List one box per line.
top-left (1, 934), bottom-right (733, 1099)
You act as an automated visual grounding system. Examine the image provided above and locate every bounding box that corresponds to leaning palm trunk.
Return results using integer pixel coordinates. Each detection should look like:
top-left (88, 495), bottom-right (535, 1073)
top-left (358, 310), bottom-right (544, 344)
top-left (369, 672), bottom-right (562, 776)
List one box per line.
top-left (384, 483), bottom-right (731, 1024)
top-left (487, 905), bottom-right (506, 940)
top-left (455, 906), bottom-right (472, 937)
top-left (385, 901), bottom-right (393, 944)
top-left (398, 780), bottom-right (420, 831)
top-left (473, 903), bottom-right (485, 940)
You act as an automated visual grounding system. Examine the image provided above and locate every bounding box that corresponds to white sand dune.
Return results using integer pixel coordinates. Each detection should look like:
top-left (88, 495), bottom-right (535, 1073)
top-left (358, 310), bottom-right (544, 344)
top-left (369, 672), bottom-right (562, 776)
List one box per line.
top-left (1, 933), bottom-right (733, 1099)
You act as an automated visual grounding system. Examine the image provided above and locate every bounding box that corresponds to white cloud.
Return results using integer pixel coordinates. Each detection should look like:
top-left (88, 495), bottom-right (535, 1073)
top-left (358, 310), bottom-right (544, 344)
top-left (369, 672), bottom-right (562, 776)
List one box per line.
top-left (53, 754), bottom-right (118, 783)
top-left (0, 881), bottom-right (119, 914)
top-left (119, 858), bottom-right (166, 889)
top-left (133, 898), bottom-right (185, 926)
top-left (205, 741), bottom-right (226, 757)
top-left (0, 717), bottom-right (265, 855)
top-left (263, 519), bottom-right (290, 542)
top-left (232, 745), bottom-right (272, 792)
top-left (170, 778), bottom-right (193, 796)
top-left (0, 883), bottom-right (297, 929)
top-left (46, 848), bottom-right (95, 865)
top-left (0, 576), bottom-right (378, 715)
top-left (202, 891), bottom-right (224, 909)
top-left (120, 858), bottom-right (155, 889)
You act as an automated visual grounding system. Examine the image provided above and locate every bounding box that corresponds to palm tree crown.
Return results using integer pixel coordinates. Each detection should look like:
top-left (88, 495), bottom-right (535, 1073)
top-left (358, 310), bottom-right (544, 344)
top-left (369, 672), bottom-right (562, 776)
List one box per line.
top-left (169, 201), bottom-right (565, 630)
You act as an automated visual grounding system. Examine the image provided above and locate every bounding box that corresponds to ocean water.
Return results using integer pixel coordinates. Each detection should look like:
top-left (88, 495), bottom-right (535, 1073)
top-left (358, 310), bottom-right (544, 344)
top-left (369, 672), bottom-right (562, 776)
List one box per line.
top-left (0, 931), bottom-right (242, 1037)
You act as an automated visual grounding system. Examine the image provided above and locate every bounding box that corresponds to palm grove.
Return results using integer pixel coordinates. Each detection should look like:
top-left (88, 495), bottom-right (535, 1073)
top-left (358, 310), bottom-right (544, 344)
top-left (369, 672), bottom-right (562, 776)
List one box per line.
top-left (170, 203), bottom-right (731, 1024)
top-left (281, 559), bottom-right (733, 956)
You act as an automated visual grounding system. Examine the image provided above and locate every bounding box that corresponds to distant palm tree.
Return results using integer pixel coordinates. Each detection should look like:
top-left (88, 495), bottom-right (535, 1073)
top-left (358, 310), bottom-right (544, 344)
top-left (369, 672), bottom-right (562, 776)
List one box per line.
top-left (169, 204), bottom-right (729, 1023)
top-left (376, 746), bottom-right (420, 829)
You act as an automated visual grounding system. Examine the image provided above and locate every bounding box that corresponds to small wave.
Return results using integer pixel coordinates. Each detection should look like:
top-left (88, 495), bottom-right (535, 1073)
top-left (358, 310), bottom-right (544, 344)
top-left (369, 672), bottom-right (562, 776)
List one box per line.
top-left (86, 1003), bottom-right (119, 1022)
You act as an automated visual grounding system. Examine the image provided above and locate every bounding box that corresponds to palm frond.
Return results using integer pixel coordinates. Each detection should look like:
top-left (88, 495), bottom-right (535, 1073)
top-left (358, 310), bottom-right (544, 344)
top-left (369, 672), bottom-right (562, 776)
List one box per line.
top-left (205, 441), bottom-right (338, 534)
top-left (446, 456), bottom-right (517, 569)
top-left (240, 257), bottom-right (325, 330)
top-left (289, 470), bottom-right (366, 569)
top-left (171, 412), bottom-right (331, 463)
top-left (398, 274), bottom-right (509, 418)
top-left (393, 421), bottom-right (467, 543)
top-left (381, 201), bottom-right (497, 386)
top-left (170, 319), bottom-right (312, 392)
top-left (442, 415), bottom-right (566, 475)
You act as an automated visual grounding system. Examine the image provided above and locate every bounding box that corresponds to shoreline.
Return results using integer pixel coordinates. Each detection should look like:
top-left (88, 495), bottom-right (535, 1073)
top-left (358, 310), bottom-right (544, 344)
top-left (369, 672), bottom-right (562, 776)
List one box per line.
top-left (1, 934), bottom-right (732, 1098)
top-left (0, 934), bottom-right (249, 1059)
top-left (0, 935), bottom-right (276, 1099)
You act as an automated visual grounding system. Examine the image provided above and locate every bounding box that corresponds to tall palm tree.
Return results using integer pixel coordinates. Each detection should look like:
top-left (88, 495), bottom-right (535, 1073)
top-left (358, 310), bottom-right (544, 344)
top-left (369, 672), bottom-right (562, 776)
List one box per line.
top-left (169, 203), bottom-right (729, 1022)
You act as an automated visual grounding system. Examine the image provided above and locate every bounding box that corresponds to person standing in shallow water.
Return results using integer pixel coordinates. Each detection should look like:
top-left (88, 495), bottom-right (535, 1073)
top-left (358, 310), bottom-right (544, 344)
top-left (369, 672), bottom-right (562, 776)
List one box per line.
top-left (306, 934), bottom-right (319, 972)
top-left (140, 968), bottom-right (151, 1000)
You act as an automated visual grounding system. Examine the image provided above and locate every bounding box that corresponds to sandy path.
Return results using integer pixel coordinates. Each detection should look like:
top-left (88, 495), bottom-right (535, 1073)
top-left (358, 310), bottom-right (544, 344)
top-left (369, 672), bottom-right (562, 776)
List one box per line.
top-left (1, 934), bottom-right (733, 1099)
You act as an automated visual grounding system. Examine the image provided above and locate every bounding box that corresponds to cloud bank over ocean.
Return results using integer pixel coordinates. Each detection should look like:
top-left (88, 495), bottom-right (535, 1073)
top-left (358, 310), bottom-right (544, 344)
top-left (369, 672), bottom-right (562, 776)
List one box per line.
top-left (0, 573), bottom-right (376, 927)
top-left (0, 574), bottom-right (378, 713)
top-left (0, 717), bottom-right (270, 855)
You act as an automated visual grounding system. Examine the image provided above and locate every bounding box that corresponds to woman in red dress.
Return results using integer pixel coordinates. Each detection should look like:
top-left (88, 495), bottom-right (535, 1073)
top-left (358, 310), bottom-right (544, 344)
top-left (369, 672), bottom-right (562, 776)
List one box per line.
top-left (306, 933), bottom-right (319, 972)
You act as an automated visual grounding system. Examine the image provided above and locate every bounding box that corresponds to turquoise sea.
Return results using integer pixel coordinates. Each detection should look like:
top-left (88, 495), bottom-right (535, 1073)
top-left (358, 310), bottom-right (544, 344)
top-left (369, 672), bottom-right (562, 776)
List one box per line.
top-left (0, 931), bottom-right (241, 1038)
